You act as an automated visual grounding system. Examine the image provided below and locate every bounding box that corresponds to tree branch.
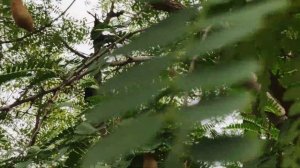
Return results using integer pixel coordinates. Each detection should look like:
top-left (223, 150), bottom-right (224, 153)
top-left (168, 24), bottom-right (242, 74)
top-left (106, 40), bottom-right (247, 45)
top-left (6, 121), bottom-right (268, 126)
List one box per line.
top-left (28, 92), bottom-right (57, 146)
top-left (0, 69), bottom-right (90, 112)
top-left (104, 1), bottom-right (125, 24)
top-left (60, 38), bottom-right (88, 59)
top-left (0, 29), bottom-right (145, 112)
top-left (107, 56), bottom-right (153, 66)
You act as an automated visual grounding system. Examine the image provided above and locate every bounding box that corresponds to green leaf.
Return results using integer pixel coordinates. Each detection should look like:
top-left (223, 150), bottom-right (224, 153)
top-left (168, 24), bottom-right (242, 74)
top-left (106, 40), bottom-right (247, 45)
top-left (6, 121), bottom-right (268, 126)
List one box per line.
top-left (82, 115), bottom-right (162, 167)
top-left (175, 60), bottom-right (259, 90)
top-left (0, 71), bottom-right (31, 85)
top-left (191, 136), bottom-right (264, 161)
top-left (244, 155), bottom-right (277, 168)
top-left (186, 0), bottom-right (287, 56)
top-left (289, 102), bottom-right (300, 116)
top-left (15, 160), bottom-right (33, 168)
top-left (284, 86), bottom-right (300, 101)
top-left (75, 122), bottom-right (98, 135)
top-left (281, 72), bottom-right (300, 87)
top-left (165, 91), bottom-right (252, 166)
top-left (86, 81), bottom-right (163, 125)
top-left (101, 56), bottom-right (171, 92)
top-left (86, 57), bottom-right (171, 124)
top-left (27, 146), bottom-right (41, 154)
top-left (0, 59), bottom-right (60, 85)
top-left (115, 8), bottom-right (197, 54)
top-left (179, 92), bottom-right (252, 123)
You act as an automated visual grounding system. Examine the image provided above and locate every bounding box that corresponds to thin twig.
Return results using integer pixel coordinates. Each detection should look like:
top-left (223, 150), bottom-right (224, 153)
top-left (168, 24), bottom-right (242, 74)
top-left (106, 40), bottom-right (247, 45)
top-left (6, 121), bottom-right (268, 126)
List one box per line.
top-left (0, 69), bottom-right (91, 112)
top-left (28, 92), bottom-right (58, 146)
top-left (201, 25), bottom-right (212, 41)
top-left (0, 28), bottom-right (145, 112)
top-left (0, 0), bottom-right (77, 44)
top-left (60, 38), bottom-right (88, 59)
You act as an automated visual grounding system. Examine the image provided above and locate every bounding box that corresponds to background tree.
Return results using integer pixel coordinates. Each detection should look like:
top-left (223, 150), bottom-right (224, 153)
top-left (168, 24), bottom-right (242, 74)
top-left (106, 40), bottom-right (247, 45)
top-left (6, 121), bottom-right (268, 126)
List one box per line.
top-left (0, 0), bottom-right (300, 168)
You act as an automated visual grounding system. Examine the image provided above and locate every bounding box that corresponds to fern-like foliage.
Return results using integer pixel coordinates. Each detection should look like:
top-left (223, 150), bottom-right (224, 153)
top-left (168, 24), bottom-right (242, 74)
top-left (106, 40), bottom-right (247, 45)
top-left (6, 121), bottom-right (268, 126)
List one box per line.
top-left (78, 0), bottom-right (287, 167)
top-left (226, 114), bottom-right (279, 140)
top-left (1, 0), bottom-right (296, 167)
top-left (276, 55), bottom-right (300, 167)
top-left (264, 92), bottom-right (286, 117)
top-left (0, 58), bottom-right (62, 85)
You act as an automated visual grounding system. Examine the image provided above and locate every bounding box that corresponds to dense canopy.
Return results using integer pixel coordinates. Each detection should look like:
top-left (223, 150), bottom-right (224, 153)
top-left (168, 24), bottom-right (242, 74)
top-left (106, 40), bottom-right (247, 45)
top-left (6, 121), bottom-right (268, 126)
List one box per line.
top-left (1, 0), bottom-right (300, 167)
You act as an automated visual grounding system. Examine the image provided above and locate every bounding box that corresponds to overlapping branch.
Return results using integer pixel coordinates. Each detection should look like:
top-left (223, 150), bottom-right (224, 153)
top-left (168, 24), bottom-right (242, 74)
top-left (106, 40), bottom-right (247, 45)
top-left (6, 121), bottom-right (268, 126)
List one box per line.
top-left (60, 38), bottom-right (88, 59)
top-left (0, 29), bottom-right (145, 112)
top-left (108, 56), bottom-right (153, 66)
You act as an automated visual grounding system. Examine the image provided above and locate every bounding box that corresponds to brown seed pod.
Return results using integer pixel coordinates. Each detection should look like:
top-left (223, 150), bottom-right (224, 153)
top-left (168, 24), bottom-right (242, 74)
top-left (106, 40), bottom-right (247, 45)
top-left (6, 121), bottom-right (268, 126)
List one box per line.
top-left (143, 154), bottom-right (158, 168)
top-left (11, 0), bottom-right (34, 32)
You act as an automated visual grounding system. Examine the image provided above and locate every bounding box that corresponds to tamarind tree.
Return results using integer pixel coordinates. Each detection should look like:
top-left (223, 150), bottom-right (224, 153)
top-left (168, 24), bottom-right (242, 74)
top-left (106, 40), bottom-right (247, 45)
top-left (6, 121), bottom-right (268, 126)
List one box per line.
top-left (1, 0), bottom-right (300, 167)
